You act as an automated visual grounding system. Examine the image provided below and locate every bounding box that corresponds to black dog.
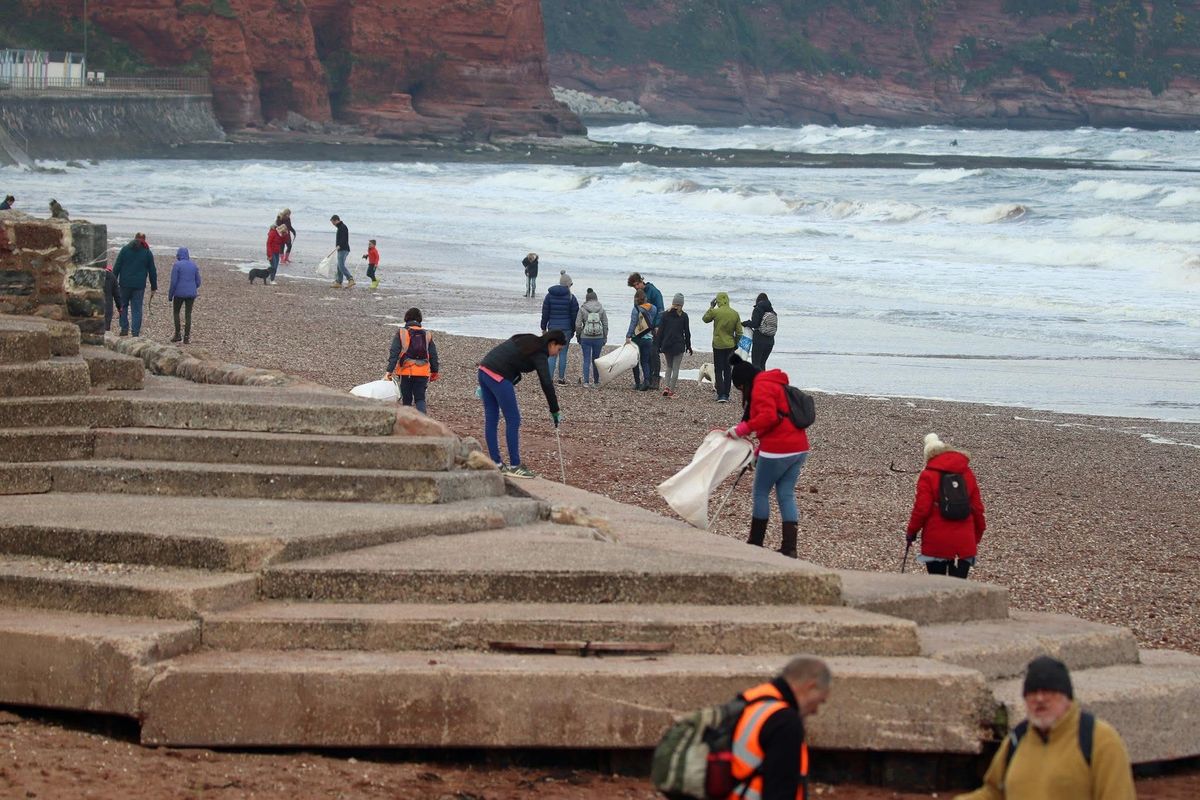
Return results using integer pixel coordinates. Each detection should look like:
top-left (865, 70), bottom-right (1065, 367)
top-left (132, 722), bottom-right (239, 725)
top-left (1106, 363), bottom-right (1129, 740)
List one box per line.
top-left (248, 268), bottom-right (271, 285)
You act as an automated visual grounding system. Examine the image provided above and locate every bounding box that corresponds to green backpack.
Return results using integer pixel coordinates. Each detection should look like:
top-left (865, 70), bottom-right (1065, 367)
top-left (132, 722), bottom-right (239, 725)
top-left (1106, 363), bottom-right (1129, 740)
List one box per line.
top-left (651, 696), bottom-right (758, 799)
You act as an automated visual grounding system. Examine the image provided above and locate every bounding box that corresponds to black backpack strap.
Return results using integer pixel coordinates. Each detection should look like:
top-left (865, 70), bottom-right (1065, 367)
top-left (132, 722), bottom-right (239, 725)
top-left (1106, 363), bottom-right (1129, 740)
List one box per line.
top-left (1002, 720), bottom-right (1029, 781)
top-left (1078, 711), bottom-right (1095, 767)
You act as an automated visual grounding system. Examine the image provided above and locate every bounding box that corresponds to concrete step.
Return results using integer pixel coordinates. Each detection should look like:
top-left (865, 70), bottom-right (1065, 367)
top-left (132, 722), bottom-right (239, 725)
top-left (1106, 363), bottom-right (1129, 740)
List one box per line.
top-left (0, 427), bottom-right (95, 462)
top-left (45, 319), bottom-right (81, 357)
top-left (0, 357), bottom-right (91, 397)
top-left (920, 610), bottom-right (1140, 680)
top-left (35, 459), bottom-right (506, 504)
top-left (837, 569), bottom-right (1009, 625)
top-left (0, 493), bottom-right (546, 570)
top-left (991, 649), bottom-right (1200, 764)
top-left (80, 345), bottom-right (143, 390)
top-left (0, 556), bottom-right (256, 619)
top-left (0, 396), bottom-right (128, 429)
top-left (139, 651), bottom-right (992, 751)
top-left (203, 601), bottom-right (919, 656)
top-left (263, 525), bottom-right (843, 606)
top-left (91, 427), bottom-right (457, 471)
top-left (0, 607), bottom-right (199, 715)
top-left (0, 316), bottom-right (52, 364)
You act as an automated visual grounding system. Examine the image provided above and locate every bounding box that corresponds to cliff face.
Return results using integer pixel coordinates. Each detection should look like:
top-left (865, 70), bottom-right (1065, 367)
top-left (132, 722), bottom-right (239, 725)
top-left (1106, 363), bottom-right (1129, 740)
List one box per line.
top-left (544, 0), bottom-right (1200, 129)
top-left (19, 0), bottom-right (579, 137)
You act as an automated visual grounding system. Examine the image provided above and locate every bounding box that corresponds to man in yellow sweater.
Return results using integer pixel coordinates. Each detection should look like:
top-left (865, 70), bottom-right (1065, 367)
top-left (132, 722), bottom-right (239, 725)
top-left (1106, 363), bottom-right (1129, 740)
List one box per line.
top-left (957, 656), bottom-right (1135, 800)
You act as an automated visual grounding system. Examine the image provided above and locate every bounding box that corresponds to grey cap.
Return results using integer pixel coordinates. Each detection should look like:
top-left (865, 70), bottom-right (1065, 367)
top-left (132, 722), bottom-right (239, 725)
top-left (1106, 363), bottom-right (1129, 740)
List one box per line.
top-left (672, 293), bottom-right (685, 307)
top-left (559, 270), bottom-right (573, 286)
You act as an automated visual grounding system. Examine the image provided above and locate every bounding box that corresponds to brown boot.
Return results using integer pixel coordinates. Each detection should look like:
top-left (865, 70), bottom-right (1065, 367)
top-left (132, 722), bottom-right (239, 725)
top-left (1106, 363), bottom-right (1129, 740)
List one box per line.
top-left (780, 521), bottom-right (798, 558)
top-left (747, 517), bottom-right (768, 547)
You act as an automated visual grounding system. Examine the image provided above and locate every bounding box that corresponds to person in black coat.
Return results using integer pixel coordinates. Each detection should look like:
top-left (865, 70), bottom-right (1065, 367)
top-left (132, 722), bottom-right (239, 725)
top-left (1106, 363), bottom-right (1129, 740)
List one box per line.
top-left (477, 330), bottom-right (566, 479)
top-left (656, 292), bottom-right (692, 397)
top-left (743, 292), bottom-right (778, 369)
top-left (102, 265), bottom-right (122, 332)
top-left (522, 252), bottom-right (539, 298)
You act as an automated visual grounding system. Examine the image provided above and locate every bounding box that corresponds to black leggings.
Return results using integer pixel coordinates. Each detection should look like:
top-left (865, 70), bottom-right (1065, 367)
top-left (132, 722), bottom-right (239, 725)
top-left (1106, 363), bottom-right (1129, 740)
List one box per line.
top-left (714, 347), bottom-right (735, 399)
top-left (173, 297), bottom-right (194, 338)
top-left (926, 559), bottom-right (971, 579)
top-left (751, 333), bottom-right (774, 369)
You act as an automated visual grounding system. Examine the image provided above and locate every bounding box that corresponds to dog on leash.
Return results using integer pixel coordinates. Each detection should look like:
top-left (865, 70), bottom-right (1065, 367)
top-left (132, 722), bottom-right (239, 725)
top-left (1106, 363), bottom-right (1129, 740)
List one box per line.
top-left (697, 362), bottom-right (716, 384)
top-left (248, 268), bottom-right (271, 285)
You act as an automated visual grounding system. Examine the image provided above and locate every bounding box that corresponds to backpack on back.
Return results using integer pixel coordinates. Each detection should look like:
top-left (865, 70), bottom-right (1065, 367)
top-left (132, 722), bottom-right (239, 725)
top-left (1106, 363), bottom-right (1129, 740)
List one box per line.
top-left (759, 311), bottom-right (778, 337)
top-left (582, 309), bottom-right (605, 338)
top-left (651, 696), bottom-right (761, 799)
top-left (781, 384), bottom-right (816, 429)
top-left (399, 327), bottom-right (430, 365)
top-left (937, 471), bottom-right (972, 520)
top-left (1003, 712), bottom-right (1095, 787)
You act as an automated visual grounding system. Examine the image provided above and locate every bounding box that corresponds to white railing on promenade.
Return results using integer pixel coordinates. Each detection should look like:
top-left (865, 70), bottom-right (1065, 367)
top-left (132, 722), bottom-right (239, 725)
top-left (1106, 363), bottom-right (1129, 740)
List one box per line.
top-left (0, 76), bottom-right (211, 94)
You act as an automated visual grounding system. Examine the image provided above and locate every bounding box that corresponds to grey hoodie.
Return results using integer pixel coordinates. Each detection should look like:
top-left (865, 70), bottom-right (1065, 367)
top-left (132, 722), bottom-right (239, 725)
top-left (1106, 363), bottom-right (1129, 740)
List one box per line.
top-left (576, 299), bottom-right (609, 341)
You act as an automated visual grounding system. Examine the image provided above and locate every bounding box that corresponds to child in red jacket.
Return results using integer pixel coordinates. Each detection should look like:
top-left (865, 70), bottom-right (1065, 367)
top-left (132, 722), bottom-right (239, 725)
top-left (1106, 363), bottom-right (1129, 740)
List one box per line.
top-left (362, 239), bottom-right (380, 289)
top-left (906, 433), bottom-right (987, 579)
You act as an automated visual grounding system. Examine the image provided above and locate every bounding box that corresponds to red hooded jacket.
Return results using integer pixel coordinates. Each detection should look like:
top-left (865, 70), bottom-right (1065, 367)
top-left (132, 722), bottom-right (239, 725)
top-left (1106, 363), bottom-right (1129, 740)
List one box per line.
top-left (734, 369), bottom-right (810, 455)
top-left (906, 450), bottom-right (986, 560)
top-left (267, 227), bottom-right (286, 258)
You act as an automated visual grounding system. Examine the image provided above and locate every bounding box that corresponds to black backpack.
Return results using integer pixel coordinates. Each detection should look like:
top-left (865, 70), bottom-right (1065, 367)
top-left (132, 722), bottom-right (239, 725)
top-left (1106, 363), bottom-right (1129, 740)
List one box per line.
top-left (399, 328), bottom-right (430, 365)
top-left (937, 471), bottom-right (971, 520)
top-left (781, 385), bottom-right (815, 430)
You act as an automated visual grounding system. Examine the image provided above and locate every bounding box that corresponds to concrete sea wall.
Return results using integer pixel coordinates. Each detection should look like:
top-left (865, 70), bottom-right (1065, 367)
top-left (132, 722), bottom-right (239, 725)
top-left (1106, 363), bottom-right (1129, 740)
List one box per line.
top-left (0, 94), bottom-right (224, 162)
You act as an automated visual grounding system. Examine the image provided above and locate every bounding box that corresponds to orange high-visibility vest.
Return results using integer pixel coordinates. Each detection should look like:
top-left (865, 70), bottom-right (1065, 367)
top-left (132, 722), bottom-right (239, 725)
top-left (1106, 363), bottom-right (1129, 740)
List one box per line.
top-left (728, 682), bottom-right (810, 800)
top-left (392, 327), bottom-right (432, 377)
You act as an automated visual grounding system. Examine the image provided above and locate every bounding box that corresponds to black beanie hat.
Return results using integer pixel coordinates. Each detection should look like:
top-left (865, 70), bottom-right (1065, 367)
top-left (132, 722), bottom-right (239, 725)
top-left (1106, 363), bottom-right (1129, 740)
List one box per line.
top-left (1023, 656), bottom-right (1073, 699)
top-left (729, 353), bottom-right (759, 392)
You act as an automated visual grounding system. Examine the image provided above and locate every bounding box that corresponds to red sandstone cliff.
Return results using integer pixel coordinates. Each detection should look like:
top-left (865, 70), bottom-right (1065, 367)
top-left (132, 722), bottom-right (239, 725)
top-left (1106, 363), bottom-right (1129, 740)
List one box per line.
top-left (23, 0), bottom-right (579, 137)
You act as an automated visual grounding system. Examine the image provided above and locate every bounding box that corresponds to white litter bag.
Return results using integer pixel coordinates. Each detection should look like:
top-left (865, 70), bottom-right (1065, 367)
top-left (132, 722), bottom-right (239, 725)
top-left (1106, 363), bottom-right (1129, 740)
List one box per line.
top-left (593, 342), bottom-right (639, 387)
top-left (657, 430), bottom-right (754, 529)
top-left (350, 378), bottom-right (398, 400)
top-left (315, 249), bottom-right (336, 279)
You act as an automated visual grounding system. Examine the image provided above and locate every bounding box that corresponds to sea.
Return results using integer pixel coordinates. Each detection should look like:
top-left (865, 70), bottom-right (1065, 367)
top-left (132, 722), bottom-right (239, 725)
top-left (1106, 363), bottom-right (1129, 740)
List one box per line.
top-left (4, 123), bottom-right (1199, 423)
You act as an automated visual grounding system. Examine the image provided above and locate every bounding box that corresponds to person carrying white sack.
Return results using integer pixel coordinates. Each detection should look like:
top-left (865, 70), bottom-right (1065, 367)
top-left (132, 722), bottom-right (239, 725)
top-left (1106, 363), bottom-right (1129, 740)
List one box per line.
top-left (726, 353), bottom-right (810, 558)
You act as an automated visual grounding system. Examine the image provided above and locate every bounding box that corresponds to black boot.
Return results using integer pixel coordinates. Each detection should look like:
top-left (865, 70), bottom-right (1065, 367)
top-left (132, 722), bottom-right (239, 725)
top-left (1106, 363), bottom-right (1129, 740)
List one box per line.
top-left (170, 331), bottom-right (181, 343)
top-left (747, 517), bottom-right (768, 547)
top-left (780, 521), bottom-right (798, 558)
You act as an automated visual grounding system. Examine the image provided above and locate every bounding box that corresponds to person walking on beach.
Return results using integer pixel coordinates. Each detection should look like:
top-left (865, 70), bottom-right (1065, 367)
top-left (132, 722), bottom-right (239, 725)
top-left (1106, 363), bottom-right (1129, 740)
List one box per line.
top-left (956, 656), bottom-right (1134, 800)
top-left (575, 287), bottom-right (608, 387)
top-left (112, 232), bottom-right (157, 338)
top-left (387, 307), bottom-right (439, 414)
top-left (540, 270), bottom-right (579, 384)
top-left (627, 272), bottom-right (664, 388)
top-left (625, 289), bottom-right (660, 392)
top-left (522, 252), bottom-right (539, 298)
top-left (330, 214), bottom-right (354, 288)
top-left (727, 353), bottom-right (810, 558)
top-left (656, 293), bottom-right (692, 397)
top-left (743, 292), bottom-right (779, 369)
top-left (362, 239), bottom-right (381, 289)
top-left (703, 291), bottom-right (741, 402)
top-left (275, 208), bottom-right (296, 264)
top-left (102, 262), bottom-right (122, 333)
top-left (168, 247), bottom-right (201, 345)
top-left (477, 330), bottom-right (566, 479)
top-left (905, 433), bottom-right (987, 579)
top-left (0, 194), bottom-right (13, 210)
top-left (266, 224), bottom-right (287, 284)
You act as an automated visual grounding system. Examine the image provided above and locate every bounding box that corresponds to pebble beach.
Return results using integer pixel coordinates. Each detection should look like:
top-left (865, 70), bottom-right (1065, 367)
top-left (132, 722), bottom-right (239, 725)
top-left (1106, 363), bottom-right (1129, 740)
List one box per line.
top-left (131, 258), bottom-right (1200, 656)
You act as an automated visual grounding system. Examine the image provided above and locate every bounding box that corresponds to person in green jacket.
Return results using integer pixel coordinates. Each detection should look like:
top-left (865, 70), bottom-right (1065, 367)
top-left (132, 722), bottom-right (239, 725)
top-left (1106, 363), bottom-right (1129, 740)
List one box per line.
top-left (702, 291), bottom-right (740, 402)
top-left (112, 232), bottom-right (158, 337)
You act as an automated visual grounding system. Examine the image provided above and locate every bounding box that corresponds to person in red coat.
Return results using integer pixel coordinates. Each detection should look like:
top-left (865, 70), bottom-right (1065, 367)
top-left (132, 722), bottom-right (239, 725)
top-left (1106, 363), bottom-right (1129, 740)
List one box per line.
top-left (266, 224), bottom-right (288, 284)
top-left (727, 353), bottom-right (811, 558)
top-left (906, 433), bottom-right (987, 579)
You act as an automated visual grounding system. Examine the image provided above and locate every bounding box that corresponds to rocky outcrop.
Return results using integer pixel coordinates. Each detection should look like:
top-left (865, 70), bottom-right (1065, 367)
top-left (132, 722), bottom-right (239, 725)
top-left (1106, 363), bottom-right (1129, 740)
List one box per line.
top-left (19, 0), bottom-right (579, 137)
top-left (545, 1), bottom-right (1200, 129)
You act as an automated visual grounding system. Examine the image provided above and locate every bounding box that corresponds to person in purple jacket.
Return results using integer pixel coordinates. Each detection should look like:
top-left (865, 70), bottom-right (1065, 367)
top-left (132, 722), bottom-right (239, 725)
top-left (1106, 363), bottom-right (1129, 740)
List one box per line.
top-left (168, 247), bottom-right (201, 344)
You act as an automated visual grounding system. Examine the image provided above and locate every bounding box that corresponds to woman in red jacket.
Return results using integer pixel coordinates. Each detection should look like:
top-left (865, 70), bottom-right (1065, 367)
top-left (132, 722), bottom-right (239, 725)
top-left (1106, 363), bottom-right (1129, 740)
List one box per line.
top-left (905, 433), bottom-right (987, 579)
top-left (266, 224), bottom-right (288, 284)
top-left (727, 354), bottom-right (810, 558)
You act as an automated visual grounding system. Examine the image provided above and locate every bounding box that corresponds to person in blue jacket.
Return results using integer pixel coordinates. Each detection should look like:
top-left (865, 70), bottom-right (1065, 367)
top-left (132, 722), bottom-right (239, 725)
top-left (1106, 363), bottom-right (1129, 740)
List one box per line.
top-left (112, 232), bottom-right (157, 337)
top-left (627, 272), bottom-right (664, 389)
top-left (540, 270), bottom-right (579, 384)
top-left (625, 289), bottom-right (660, 391)
top-left (168, 248), bottom-right (201, 344)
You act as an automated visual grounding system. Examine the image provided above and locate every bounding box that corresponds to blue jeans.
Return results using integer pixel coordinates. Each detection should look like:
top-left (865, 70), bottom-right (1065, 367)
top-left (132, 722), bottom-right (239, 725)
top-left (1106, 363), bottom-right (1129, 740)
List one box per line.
top-left (635, 336), bottom-right (654, 388)
top-left (268, 252), bottom-right (280, 280)
top-left (579, 338), bottom-right (603, 384)
top-left (335, 249), bottom-right (353, 284)
top-left (399, 375), bottom-right (429, 414)
top-left (525, 275), bottom-right (537, 297)
top-left (117, 287), bottom-right (145, 336)
top-left (479, 369), bottom-right (522, 466)
top-left (752, 452), bottom-right (809, 522)
top-left (546, 341), bottom-right (570, 381)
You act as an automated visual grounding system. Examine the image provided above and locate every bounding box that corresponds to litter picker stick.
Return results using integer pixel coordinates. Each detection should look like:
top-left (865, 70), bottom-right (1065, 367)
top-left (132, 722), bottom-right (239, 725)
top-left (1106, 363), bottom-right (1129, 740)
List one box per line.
top-left (708, 462), bottom-right (751, 531)
top-left (555, 424), bottom-right (566, 484)
top-left (901, 540), bottom-right (912, 573)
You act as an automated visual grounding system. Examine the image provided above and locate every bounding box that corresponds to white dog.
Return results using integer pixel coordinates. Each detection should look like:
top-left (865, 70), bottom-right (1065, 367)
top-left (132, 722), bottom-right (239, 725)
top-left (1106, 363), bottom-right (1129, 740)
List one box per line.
top-left (697, 362), bottom-right (716, 385)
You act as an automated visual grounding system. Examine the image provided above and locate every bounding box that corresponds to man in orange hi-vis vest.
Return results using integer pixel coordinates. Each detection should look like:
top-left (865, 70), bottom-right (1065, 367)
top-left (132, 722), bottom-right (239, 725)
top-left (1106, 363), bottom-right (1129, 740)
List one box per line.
top-left (386, 307), bottom-right (439, 414)
top-left (729, 656), bottom-right (831, 800)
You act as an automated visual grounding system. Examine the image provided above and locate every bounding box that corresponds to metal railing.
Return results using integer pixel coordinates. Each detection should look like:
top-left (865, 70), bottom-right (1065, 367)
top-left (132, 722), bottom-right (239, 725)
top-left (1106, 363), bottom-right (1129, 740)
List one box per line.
top-left (0, 76), bottom-right (210, 94)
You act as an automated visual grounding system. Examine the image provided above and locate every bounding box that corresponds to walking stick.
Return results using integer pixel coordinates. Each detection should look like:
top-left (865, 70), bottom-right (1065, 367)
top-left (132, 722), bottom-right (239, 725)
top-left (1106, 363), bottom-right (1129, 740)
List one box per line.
top-left (555, 424), bottom-right (566, 484)
top-left (709, 463), bottom-right (751, 530)
top-left (901, 540), bottom-right (912, 573)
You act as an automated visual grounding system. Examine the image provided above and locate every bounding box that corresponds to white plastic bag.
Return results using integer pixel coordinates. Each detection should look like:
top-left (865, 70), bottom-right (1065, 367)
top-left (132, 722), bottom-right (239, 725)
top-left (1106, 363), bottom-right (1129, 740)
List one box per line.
top-left (657, 430), bottom-right (754, 529)
top-left (315, 249), bottom-right (336, 279)
top-left (350, 378), bottom-right (398, 400)
top-left (593, 342), bottom-right (639, 387)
